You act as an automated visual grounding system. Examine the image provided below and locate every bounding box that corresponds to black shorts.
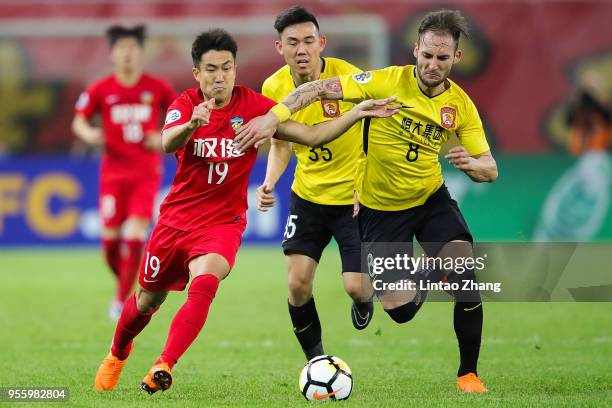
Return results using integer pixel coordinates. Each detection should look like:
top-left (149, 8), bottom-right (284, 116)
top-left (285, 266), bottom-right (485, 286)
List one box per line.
top-left (282, 191), bottom-right (362, 272)
top-left (358, 184), bottom-right (472, 257)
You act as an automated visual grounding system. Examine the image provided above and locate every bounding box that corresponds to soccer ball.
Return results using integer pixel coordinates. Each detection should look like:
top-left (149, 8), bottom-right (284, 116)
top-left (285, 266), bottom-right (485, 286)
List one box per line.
top-left (299, 355), bottom-right (353, 401)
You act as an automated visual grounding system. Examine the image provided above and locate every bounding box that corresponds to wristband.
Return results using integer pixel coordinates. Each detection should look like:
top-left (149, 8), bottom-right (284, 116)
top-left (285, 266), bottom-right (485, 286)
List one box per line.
top-left (270, 103), bottom-right (291, 123)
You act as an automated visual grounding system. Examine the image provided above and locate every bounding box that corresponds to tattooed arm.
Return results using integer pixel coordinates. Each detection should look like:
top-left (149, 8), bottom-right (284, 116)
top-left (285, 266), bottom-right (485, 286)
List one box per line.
top-left (276, 97), bottom-right (398, 146)
top-left (236, 97), bottom-right (398, 152)
top-left (281, 77), bottom-right (344, 113)
top-left (234, 78), bottom-right (344, 151)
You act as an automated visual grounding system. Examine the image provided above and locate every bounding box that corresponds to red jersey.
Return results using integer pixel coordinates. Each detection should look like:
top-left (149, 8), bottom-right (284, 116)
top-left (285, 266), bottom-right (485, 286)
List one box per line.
top-left (159, 86), bottom-right (276, 231)
top-left (75, 73), bottom-right (176, 181)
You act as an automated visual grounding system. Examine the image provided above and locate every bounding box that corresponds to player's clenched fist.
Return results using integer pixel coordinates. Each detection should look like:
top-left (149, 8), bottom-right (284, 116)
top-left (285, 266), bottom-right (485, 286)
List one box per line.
top-left (445, 146), bottom-right (475, 170)
top-left (82, 127), bottom-right (104, 146)
top-left (189, 99), bottom-right (214, 130)
top-left (256, 182), bottom-right (276, 212)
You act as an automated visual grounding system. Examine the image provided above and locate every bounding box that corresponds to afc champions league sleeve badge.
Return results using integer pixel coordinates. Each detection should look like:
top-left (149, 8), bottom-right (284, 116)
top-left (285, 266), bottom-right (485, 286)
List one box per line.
top-left (352, 71), bottom-right (372, 84)
top-left (440, 106), bottom-right (457, 129)
top-left (321, 100), bottom-right (340, 118)
top-left (165, 109), bottom-right (181, 125)
top-left (75, 92), bottom-right (89, 109)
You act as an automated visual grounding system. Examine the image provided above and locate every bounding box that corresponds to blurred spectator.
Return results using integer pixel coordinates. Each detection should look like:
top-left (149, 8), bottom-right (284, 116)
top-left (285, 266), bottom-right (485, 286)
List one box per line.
top-left (565, 88), bottom-right (610, 155)
top-left (534, 71), bottom-right (611, 242)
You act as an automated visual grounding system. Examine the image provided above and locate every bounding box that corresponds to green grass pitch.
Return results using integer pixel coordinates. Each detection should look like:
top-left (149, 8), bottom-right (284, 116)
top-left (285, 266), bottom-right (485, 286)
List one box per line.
top-left (1, 247), bottom-right (611, 407)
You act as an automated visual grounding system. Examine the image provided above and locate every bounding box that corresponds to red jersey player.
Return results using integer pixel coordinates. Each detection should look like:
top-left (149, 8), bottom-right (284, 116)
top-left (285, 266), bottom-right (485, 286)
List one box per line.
top-left (93, 28), bottom-right (399, 394)
top-left (72, 25), bottom-right (176, 320)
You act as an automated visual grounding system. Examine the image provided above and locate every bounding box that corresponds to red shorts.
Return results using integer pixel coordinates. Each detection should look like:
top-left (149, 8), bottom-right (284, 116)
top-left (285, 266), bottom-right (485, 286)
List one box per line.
top-left (138, 222), bottom-right (246, 292)
top-left (99, 175), bottom-right (160, 228)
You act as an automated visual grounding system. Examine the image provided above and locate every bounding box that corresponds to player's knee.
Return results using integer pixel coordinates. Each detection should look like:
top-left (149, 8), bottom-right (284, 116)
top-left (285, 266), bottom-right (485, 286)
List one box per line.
top-left (135, 297), bottom-right (159, 314)
top-left (135, 287), bottom-right (166, 314)
top-left (189, 254), bottom-right (230, 281)
top-left (123, 218), bottom-right (149, 241)
top-left (287, 276), bottom-right (312, 298)
top-left (344, 284), bottom-right (364, 302)
top-left (438, 240), bottom-right (473, 260)
top-left (101, 226), bottom-right (121, 240)
top-left (287, 273), bottom-right (312, 303)
top-left (343, 275), bottom-right (370, 302)
top-left (384, 302), bottom-right (419, 324)
top-left (447, 269), bottom-right (482, 303)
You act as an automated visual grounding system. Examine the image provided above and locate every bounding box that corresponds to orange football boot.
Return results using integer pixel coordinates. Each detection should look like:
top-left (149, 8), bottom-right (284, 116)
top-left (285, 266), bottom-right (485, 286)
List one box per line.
top-left (141, 360), bottom-right (173, 395)
top-left (94, 353), bottom-right (128, 391)
top-left (457, 372), bottom-right (488, 393)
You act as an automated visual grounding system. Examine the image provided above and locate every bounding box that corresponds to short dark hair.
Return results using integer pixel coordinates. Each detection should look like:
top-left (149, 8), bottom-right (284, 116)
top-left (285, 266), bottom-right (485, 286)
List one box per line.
top-left (191, 28), bottom-right (238, 67)
top-left (106, 25), bottom-right (146, 47)
top-left (274, 6), bottom-right (319, 35)
top-left (418, 9), bottom-right (469, 48)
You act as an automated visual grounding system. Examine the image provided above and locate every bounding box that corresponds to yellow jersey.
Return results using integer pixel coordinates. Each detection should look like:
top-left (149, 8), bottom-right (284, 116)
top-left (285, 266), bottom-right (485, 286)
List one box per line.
top-left (339, 65), bottom-right (490, 211)
top-left (262, 57), bottom-right (362, 205)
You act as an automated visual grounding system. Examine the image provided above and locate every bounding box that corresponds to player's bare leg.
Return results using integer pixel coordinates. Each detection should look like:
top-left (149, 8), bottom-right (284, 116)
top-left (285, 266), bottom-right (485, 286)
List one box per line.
top-left (343, 272), bottom-right (375, 330)
top-left (141, 253), bottom-right (228, 395)
top-left (123, 216), bottom-right (149, 241)
top-left (95, 287), bottom-right (167, 391)
top-left (286, 254), bottom-right (324, 360)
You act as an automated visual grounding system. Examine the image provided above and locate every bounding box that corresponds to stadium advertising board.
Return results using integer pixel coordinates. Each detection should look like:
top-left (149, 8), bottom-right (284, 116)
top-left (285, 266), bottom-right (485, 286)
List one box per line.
top-left (1, 154), bottom-right (610, 246)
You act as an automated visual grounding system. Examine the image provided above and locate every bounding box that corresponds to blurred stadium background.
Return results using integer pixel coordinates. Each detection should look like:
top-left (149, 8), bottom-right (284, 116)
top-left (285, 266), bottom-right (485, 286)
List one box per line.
top-left (0, 0), bottom-right (610, 246)
top-left (1, 1), bottom-right (611, 405)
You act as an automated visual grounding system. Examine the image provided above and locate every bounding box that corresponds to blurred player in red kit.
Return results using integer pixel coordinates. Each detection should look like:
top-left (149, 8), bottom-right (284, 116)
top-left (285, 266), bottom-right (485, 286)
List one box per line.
top-left (92, 28), bottom-right (399, 394)
top-left (72, 25), bottom-right (176, 320)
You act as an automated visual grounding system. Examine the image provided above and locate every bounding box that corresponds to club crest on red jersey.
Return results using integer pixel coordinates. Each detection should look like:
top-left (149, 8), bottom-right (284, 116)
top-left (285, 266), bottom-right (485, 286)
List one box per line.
top-left (230, 116), bottom-right (244, 132)
top-left (441, 107), bottom-right (457, 129)
top-left (321, 100), bottom-right (340, 118)
top-left (140, 91), bottom-right (153, 104)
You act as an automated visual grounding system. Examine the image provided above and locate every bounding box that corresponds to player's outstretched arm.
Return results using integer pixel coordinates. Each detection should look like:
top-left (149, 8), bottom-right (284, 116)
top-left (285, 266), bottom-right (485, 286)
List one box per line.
top-left (283, 77), bottom-right (344, 112)
top-left (276, 98), bottom-right (400, 147)
top-left (72, 114), bottom-right (103, 146)
top-left (445, 146), bottom-right (498, 182)
top-left (162, 99), bottom-right (213, 153)
top-left (234, 78), bottom-right (344, 152)
top-left (256, 139), bottom-right (292, 212)
top-left (144, 131), bottom-right (163, 151)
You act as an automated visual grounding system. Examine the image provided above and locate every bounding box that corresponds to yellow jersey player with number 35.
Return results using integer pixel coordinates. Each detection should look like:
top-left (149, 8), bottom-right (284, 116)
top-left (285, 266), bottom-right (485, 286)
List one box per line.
top-left (256, 6), bottom-right (375, 362)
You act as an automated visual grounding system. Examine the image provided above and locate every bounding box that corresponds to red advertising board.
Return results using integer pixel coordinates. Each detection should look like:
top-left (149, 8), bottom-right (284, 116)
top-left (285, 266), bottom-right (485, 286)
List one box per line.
top-left (0, 0), bottom-right (610, 153)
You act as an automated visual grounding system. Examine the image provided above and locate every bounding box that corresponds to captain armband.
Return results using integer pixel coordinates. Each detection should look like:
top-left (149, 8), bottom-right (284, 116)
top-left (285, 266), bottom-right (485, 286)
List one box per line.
top-left (270, 103), bottom-right (291, 123)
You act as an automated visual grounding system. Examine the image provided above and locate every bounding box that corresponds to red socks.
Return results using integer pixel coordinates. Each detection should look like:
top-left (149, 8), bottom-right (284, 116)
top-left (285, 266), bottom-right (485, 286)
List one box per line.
top-left (111, 295), bottom-right (156, 360)
top-left (160, 274), bottom-right (220, 369)
top-left (101, 238), bottom-right (121, 278)
top-left (102, 238), bottom-right (143, 302)
top-left (110, 274), bottom-right (220, 367)
top-left (117, 240), bottom-right (144, 301)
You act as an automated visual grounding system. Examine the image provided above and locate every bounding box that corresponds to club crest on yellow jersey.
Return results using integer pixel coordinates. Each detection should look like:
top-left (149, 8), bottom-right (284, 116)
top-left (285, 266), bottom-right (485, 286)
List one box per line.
top-left (441, 106), bottom-right (457, 129)
top-left (321, 100), bottom-right (340, 118)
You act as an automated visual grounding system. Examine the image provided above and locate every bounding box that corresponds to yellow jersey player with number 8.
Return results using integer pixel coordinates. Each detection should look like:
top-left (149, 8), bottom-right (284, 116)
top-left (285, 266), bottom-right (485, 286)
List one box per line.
top-left (256, 6), bottom-right (375, 361)
top-left (237, 9), bottom-right (498, 393)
